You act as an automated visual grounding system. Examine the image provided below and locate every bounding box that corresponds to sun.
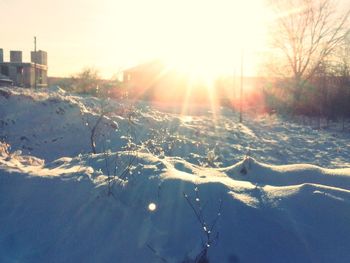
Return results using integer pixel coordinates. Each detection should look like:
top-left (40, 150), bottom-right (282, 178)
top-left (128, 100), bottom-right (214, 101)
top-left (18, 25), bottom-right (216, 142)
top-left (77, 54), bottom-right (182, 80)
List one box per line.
top-left (110, 0), bottom-right (272, 116)
top-left (162, 52), bottom-right (221, 85)
top-left (147, 0), bottom-right (272, 115)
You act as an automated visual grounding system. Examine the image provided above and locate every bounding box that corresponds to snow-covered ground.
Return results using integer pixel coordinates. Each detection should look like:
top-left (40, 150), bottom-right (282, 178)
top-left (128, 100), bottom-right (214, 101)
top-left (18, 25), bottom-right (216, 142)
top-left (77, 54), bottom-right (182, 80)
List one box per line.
top-left (0, 87), bottom-right (350, 263)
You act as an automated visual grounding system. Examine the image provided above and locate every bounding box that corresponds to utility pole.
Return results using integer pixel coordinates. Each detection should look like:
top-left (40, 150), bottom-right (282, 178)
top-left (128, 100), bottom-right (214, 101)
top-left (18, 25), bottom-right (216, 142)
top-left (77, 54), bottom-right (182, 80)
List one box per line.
top-left (34, 36), bottom-right (37, 89)
top-left (232, 68), bottom-right (236, 105)
top-left (239, 49), bottom-right (244, 123)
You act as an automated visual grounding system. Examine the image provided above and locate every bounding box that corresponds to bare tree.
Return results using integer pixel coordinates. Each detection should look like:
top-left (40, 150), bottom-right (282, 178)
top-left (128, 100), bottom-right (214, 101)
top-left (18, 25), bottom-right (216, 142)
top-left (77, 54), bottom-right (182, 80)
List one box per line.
top-left (268, 0), bottom-right (350, 101)
top-left (332, 30), bottom-right (350, 128)
top-left (71, 67), bottom-right (101, 94)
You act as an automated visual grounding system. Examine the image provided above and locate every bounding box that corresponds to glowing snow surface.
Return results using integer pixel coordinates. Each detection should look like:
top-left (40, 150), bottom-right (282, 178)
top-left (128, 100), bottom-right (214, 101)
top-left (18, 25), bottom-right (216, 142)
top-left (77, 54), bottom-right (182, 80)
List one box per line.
top-left (1, 87), bottom-right (350, 263)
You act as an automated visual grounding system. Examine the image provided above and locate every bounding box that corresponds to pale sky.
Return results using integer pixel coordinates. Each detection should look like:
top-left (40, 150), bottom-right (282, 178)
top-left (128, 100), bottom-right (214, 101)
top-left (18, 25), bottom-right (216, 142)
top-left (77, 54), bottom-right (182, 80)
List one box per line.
top-left (2, 0), bottom-right (337, 78)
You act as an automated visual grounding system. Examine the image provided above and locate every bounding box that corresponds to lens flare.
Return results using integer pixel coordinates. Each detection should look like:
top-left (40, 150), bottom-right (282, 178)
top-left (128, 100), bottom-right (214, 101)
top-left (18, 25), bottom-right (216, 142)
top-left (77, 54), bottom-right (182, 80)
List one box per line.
top-left (148, 203), bottom-right (157, 212)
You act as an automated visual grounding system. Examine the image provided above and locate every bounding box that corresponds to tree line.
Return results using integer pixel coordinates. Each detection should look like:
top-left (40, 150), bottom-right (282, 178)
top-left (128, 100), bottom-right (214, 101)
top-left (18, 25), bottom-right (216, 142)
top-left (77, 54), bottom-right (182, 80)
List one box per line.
top-left (50, 68), bottom-right (127, 99)
top-left (263, 0), bottom-right (350, 121)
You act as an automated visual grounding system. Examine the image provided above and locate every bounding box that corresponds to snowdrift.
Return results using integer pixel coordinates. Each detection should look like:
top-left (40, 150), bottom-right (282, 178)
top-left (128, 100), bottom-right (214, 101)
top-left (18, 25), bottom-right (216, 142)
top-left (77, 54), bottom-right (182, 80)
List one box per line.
top-left (1, 87), bottom-right (350, 263)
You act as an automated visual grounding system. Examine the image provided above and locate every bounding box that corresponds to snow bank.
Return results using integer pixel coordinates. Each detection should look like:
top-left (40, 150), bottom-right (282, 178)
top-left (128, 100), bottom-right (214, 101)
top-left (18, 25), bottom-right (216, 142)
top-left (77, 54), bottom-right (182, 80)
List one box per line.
top-left (1, 146), bottom-right (350, 263)
top-left (1, 87), bottom-right (350, 263)
top-left (224, 157), bottom-right (350, 190)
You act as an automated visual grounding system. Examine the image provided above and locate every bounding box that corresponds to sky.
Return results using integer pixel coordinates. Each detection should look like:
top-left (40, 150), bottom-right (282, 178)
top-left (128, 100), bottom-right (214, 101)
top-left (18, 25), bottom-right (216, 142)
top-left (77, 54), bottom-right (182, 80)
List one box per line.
top-left (2, 0), bottom-right (344, 79)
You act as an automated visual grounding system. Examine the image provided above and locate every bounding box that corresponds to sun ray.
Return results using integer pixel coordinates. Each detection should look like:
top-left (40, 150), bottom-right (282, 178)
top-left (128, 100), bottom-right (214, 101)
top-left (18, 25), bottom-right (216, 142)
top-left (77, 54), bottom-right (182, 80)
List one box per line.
top-left (180, 79), bottom-right (194, 117)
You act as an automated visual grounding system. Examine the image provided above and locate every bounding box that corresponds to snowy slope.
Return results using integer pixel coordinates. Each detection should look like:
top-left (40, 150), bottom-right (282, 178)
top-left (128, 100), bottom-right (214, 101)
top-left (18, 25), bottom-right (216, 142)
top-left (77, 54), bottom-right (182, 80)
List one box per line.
top-left (1, 87), bottom-right (350, 263)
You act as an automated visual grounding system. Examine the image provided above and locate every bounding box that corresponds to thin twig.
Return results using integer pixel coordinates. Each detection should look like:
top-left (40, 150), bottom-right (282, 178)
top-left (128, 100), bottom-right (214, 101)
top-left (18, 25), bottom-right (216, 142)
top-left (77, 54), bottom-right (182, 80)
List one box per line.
top-left (146, 244), bottom-right (168, 263)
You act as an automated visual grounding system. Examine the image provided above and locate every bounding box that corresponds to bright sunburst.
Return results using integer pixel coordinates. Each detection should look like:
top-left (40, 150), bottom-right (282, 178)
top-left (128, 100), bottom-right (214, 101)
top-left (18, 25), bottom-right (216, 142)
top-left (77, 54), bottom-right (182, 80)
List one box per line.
top-left (116, 0), bottom-right (272, 119)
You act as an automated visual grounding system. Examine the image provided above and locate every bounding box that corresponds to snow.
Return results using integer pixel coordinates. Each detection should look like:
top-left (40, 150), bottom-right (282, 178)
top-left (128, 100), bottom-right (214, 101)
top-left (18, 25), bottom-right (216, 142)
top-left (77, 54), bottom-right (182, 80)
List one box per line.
top-left (0, 86), bottom-right (350, 263)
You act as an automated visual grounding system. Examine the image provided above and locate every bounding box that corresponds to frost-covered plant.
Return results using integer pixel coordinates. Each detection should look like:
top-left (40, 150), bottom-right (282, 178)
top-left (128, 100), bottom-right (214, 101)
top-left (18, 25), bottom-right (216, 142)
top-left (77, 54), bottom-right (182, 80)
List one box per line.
top-left (240, 145), bottom-right (252, 175)
top-left (0, 141), bottom-right (10, 158)
top-left (102, 105), bottom-right (139, 197)
top-left (102, 150), bottom-right (135, 198)
top-left (196, 146), bottom-right (222, 168)
top-left (83, 98), bottom-right (115, 154)
top-left (142, 127), bottom-right (170, 157)
top-left (206, 149), bottom-right (217, 167)
top-left (183, 187), bottom-right (223, 263)
top-left (142, 125), bottom-right (185, 158)
top-left (147, 187), bottom-right (222, 263)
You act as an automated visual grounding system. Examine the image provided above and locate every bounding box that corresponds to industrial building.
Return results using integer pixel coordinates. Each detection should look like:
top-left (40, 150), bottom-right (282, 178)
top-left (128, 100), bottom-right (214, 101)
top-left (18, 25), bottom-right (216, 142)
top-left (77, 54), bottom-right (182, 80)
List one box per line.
top-left (0, 48), bottom-right (48, 88)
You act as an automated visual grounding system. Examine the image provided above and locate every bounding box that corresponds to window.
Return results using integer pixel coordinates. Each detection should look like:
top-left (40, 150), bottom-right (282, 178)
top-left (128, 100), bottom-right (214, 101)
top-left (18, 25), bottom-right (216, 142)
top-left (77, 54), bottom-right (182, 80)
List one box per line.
top-left (1, 65), bottom-right (9, 76)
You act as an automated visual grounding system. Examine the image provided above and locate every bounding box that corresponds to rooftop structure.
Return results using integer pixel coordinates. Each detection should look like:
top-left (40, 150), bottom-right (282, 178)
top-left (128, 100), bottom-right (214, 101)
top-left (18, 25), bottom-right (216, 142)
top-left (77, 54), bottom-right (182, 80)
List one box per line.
top-left (0, 48), bottom-right (48, 88)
